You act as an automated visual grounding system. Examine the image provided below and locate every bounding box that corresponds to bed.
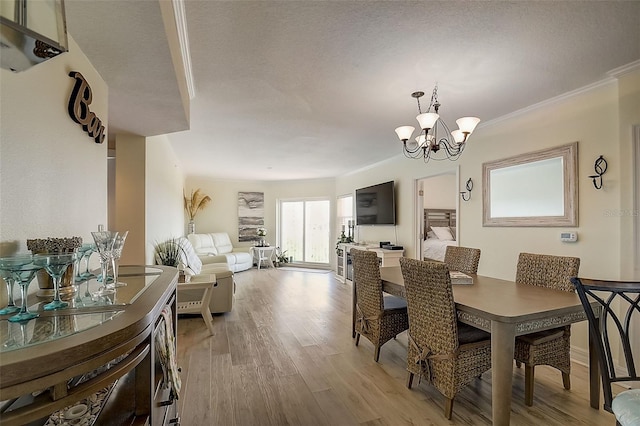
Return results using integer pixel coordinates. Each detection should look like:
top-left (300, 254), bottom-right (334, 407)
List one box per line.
top-left (422, 208), bottom-right (457, 261)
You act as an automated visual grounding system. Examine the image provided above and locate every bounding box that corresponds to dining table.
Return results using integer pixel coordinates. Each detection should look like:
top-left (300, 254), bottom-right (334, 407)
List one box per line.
top-left (358, 266), bottom-right (601, 426)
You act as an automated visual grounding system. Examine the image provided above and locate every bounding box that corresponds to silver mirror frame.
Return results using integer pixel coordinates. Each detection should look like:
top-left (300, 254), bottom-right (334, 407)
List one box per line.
top-left (482, 142), bottom-right (578, 227)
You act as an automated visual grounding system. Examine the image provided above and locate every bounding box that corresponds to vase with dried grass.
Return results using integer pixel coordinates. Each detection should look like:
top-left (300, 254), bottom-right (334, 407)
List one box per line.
top-left (184, 188), bottom-right (211, 234)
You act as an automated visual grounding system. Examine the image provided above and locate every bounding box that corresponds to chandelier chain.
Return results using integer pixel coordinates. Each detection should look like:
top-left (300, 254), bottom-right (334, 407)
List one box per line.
top-left (429, 85), bottom-right (439, 113)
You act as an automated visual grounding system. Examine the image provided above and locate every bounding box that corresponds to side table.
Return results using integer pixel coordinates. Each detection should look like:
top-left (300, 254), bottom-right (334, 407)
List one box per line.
top-left (250, 246), bottom-right (276, 269)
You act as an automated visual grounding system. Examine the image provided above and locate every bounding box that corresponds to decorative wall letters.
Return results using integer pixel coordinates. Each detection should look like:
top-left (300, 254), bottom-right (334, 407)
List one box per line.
top-left (68, 71), bottom-right (105, 144)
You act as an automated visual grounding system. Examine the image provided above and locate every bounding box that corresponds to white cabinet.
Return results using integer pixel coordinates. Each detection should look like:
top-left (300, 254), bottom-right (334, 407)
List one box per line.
top-left (336, 243), bottom-right (404, 284)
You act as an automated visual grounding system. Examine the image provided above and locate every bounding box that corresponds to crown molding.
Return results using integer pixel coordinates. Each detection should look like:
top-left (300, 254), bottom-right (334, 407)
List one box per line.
top-left (607, 59), bottom-right (640, 78)
top-left (172, 0), bottom-right (195, 99)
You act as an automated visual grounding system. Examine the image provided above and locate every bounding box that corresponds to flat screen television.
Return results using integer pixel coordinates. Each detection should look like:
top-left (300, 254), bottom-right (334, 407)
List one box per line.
top-left (355, 181), bottom-right (396, 225)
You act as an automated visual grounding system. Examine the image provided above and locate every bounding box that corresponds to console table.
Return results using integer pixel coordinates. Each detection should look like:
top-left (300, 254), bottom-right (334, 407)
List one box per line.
top-left (336, 243), bottom-right (404, 284)
top-left (0, 265), bottom-right (179, 425)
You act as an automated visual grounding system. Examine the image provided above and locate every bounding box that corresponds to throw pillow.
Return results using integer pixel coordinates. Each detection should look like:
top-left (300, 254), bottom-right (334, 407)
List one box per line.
top-left (431, 226), bottom-right (454, 241)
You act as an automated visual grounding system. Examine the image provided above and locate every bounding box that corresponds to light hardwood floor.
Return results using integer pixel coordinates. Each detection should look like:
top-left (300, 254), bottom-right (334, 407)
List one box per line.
top-left (176, 268), bottom-right (615, 425)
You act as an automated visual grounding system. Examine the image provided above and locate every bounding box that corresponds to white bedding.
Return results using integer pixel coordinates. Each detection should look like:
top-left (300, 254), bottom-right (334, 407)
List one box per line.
top-left (422, 238), bottom-right (457, 261)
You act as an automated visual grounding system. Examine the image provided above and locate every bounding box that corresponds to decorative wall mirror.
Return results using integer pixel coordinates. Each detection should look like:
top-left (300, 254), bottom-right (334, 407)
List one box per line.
top-left (483, 142), bottom-right (578, 227)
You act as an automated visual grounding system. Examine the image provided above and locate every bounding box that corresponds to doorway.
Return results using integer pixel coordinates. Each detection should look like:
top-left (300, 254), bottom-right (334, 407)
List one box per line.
top-left (414, 168), bottom-right (459, 261)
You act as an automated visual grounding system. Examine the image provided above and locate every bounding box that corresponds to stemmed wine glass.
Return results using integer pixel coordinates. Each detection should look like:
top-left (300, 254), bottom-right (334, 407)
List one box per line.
top-left (91, 231), bottom-right (118, 289)
top-left (0, 255), bottom-right (43, 322)
top-left (0, 269), bottom-right (20, 315)
top-left (74, 244), bottom-right (95, 283)
top-left (111, 231), bottom-right (128, 287)
top-left (34, 252), bottom-right (78, 311)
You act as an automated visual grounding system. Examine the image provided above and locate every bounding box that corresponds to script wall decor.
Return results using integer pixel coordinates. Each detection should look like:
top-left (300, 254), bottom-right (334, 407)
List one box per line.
top-left (238, 192), bottom-right (264, 242)
top-left (68, 71), bottom-right (105, 144)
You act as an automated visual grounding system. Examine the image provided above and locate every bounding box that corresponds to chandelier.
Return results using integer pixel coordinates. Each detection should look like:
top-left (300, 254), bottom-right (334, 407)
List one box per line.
top-left (395, 85), bottom-right (480, 162)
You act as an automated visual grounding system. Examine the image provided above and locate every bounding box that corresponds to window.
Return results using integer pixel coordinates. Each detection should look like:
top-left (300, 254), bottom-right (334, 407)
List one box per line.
top-left (279, 198), bottom-right (331, 265)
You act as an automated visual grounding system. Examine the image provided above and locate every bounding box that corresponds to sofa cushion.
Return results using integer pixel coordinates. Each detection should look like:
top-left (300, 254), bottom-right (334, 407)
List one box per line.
top-left (177, 237), bottom-right (203, 274)
top-left (210, 232), bottom-right (233, 254)
top-left (187, 233), bottom-right (218, 256)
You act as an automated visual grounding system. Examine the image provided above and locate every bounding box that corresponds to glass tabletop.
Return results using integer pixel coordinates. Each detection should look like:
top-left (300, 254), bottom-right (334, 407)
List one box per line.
top-left (0, 266), bottom-right (164, 352)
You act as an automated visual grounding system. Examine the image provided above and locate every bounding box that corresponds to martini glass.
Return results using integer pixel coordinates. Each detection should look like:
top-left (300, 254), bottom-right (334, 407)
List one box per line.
top-left (92, 231), bottom-right (118, 289)
top-left (111, 231), bottom-right (128, 287)
top-left (0, 269), bottom-right (20, 315)
top-left (0, 255), bottom-right (42, 322)
top-left (34, 252), bottom-right (78, 311)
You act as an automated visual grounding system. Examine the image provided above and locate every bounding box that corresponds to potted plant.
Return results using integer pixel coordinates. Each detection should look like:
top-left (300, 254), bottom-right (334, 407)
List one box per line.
top-left (154, 238), bottom-right (190, 282)
top-left (184, 188), bottom-right (212, 234)
top-left (275, 247), bottom-right (289, 267)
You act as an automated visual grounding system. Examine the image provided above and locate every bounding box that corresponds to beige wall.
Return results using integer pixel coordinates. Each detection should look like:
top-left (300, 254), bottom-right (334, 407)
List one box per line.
top-left (337, 71), bottom-right (639, 361)
top-left (616, 69), bottom-right (640, 280)
top-left (145, 135), bottom-right (185, 264)
top-left (114, 133), bottom-right (146, 265)
top-left (184, 176), bottom-right (335, 251)
top-left (0, 36), bottom-right (108, 298)
top-left (422, 173), bottom-right (457, 209)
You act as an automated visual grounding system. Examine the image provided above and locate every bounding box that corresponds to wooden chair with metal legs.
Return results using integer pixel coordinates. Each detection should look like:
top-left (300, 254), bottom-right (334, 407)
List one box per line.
top-left (514, 252), bottom-right (580, 406)
top-left (571, 277), bottom-right (640, 426)
top-left (351, 249), bottom-right (408, 362)
top-left (400, 257), bottom-right (492, 420)
top-left (443, 245), bottom-right (481, 275)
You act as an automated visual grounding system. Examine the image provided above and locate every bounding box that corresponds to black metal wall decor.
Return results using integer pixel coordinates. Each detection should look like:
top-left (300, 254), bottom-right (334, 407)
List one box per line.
top-left (460, 178), bottom-right (473, 201)
top-left (589, 155), bottom-right (607, 190)
top-left (68, 71), bottom-right (105, 144)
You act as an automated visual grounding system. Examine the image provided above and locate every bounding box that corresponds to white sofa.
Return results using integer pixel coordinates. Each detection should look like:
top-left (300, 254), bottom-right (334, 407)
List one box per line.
top-left (153, 236), bottom-right (235, 313)
top-left (187, 232), bottom-right (253, 273)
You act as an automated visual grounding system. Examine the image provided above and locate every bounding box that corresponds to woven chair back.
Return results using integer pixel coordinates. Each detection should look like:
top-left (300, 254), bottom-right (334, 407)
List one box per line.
top-left (444, 246), bottom-right (481, 275)
top-left (516, 252), bottom-right (580, 292)
top-left (351, 249), bottom-right (383, 318)
top-left (400, 257), bottom-right (458, 354)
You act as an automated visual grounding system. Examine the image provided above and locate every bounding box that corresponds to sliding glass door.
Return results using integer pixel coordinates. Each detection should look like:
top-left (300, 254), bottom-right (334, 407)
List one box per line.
top-left (279, 198), bottom-right (330, 265)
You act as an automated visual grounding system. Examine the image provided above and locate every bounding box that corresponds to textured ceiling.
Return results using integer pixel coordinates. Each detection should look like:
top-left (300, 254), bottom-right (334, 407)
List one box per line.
top-left (66, 1), bottom-right (640, 181)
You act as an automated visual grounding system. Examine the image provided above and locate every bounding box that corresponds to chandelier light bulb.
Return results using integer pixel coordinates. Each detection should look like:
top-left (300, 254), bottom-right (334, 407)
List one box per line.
top-left (395, 125), bottom-right (415, 142)
top-left (456, 117), bottom-right (481, 134)
top-left (451, 129), bottom-right (465, 144)
top-left (416, 112), bottom-right (439, 131)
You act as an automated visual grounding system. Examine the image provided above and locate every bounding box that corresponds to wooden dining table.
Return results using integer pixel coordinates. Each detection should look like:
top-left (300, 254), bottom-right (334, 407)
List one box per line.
top-left (362, 266), bottom-right (601, 426)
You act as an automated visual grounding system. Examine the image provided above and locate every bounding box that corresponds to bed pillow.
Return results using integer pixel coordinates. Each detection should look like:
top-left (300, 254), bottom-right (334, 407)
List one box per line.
top-left (431, 226), bottom-right (455, 241)
top-left (426, 230), bottom-right (437, 240)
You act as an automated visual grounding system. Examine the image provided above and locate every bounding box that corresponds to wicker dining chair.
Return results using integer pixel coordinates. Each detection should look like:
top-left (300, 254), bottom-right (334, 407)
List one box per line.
top-left (514, 252), bottom-right (580, 406)
top-left (571, 277), bottom-right (640, 426)
top-left (444, 246), bottom-right (481, 275)
top-left (351, 249), bottom-right (409, 362)
top-left (399, 257), bottom-right (492, 420)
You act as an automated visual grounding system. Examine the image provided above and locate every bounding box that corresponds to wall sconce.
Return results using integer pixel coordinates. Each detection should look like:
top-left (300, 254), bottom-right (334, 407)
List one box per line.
top-left (460, 178), bottom-right (473, 201)
top-left (588, 155), bottom-right (607, 189)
